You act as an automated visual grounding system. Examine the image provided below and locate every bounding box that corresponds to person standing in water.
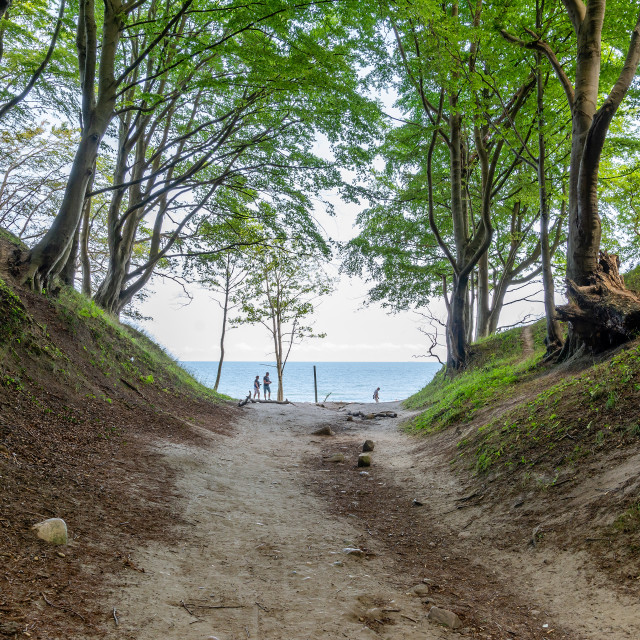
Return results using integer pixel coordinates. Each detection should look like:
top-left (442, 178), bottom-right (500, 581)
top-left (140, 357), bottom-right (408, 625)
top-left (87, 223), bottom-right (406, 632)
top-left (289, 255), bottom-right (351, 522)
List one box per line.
top-left (263, 372), bottom-right (272, 400)
top-left (373, 387), bottom-right (380, 402)
top-left (253, 375), bottom-right (261, 399)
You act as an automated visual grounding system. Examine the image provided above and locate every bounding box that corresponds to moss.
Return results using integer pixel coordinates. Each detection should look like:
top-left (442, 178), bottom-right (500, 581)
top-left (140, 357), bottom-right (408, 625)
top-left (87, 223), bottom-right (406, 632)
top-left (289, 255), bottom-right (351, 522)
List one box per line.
top-left (0, 276), bottom-right (28, 344)
top-left (0, 227), bottom-right (27, 249)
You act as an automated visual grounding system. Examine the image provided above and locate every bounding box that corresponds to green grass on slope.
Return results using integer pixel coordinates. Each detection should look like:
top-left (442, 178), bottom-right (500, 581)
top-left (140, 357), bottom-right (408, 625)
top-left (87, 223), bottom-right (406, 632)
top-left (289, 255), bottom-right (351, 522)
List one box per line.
top-left (460, 340), bottom-right (640, 475)
top-left (55, 287), bottom-right (231, 402)
top-left (0, 276), bottom-right (229, 403)
top-left (404, 322), bottom-right (547, 433)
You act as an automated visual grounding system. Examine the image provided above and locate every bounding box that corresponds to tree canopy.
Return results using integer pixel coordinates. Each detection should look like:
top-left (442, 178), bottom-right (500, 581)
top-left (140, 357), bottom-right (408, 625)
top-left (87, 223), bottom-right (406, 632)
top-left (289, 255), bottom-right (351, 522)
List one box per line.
top-left (2, 0), bottom-right (640, 371)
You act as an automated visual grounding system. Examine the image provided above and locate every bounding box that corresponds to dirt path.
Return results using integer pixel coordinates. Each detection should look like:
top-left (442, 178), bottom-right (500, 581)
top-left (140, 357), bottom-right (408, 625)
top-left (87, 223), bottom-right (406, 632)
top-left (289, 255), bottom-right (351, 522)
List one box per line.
top-left (104, 402), bottom-right (639, 640)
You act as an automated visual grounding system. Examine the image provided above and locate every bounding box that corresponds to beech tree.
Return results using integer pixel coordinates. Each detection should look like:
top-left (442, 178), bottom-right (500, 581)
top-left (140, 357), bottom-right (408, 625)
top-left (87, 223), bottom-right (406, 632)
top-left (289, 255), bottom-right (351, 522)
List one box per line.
top-left (345, 0), bottom-right (546, 369)
top-left (502, 0), bottom-right (640, 354)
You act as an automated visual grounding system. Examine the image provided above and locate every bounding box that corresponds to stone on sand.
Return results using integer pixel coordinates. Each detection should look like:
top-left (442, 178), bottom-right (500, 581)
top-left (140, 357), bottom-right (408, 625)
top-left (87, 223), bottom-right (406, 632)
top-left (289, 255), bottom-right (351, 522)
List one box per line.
top-left (32, 518), bottom-right (67, 545)
top-left (312, 426), bottom-right (335, 436)
top-left (427, 606), bottom-right (462, 629)
top-left (358, 452), bottom-right (372, 467)
top-left (362, 439), bottom-right (374, 452)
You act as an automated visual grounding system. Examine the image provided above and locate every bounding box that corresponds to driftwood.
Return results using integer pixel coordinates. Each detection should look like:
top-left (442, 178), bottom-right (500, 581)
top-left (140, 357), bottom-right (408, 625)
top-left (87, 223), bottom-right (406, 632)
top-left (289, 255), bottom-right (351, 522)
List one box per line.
top-left (557, 251), bottom-right (640, 350)
top-left (238, 394), bottom-right (292, 407)
top-left (347, 410), bottom-right (397, 419)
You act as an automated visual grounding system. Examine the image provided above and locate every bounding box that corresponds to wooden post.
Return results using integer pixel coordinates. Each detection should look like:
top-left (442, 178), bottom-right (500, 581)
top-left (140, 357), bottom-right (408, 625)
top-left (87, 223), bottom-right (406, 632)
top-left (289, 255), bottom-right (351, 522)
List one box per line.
top-left (313, 365), bottom-right (318, 404)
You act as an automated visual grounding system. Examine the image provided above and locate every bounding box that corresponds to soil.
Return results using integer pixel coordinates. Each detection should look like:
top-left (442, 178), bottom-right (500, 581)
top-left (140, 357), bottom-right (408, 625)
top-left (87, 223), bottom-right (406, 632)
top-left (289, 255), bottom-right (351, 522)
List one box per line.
top-left (7, 397), bottom-right (637, 640)
top-left (1, 269), bottom-right (639, 639)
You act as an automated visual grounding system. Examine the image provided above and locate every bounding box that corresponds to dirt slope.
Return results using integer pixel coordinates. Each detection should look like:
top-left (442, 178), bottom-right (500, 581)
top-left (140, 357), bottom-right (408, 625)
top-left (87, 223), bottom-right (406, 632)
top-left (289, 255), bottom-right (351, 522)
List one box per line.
top-left (102, 401), bottom-right (639, 640)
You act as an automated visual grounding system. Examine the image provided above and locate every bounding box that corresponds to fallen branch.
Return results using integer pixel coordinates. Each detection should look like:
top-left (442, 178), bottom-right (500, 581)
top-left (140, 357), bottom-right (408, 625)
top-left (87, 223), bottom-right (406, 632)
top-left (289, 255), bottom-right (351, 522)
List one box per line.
top-left (184, 602), bottom-right (245, 609)
top-left (112, 607), bottom-right (119, 627)
top-left (180, 600), bottom-right (198, 618)
top-left (238, 394), bottom-right (293, 406)
top-left (120, 378), bottom-right (143, 396)
top-left (347, 411), bottom-right (397, 419)
top-left (41, 592), bottom-right (86, 623)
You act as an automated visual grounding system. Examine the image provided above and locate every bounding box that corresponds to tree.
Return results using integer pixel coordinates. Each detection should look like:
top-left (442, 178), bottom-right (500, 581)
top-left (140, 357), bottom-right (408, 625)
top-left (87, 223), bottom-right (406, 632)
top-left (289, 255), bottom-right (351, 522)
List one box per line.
top-left (346, 0), bottom-right (542, 369)
top-left (232, 241), bottom-right (333, 401)
top-left (0, 0), bottom-right (68, 121)
top-left (502, 0), bottom-right (640, 353)
top-left (187, 219), bottom-right (267, 392)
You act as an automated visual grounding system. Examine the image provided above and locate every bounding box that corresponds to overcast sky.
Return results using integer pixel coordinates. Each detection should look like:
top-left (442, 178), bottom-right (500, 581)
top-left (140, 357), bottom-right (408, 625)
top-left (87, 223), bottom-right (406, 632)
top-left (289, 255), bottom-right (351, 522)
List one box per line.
top-left (135, 187), bottom-right (547, 363)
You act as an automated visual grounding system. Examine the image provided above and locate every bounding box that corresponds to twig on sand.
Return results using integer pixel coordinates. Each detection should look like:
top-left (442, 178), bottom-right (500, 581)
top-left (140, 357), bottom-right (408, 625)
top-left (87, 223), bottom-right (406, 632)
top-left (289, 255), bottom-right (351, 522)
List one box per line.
top-left (401, 613), bottom-right (419, 623)
top-left (112, 607), bottom-right (119, 626)
top-left (180, 600), bottom-right (198, 618)
top-left (41, 592), bottom-right (86, 622)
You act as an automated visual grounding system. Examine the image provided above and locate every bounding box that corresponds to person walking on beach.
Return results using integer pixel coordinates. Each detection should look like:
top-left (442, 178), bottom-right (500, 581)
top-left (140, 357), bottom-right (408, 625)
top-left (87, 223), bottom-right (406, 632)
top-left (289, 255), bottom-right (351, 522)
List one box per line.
top-left (253, 375), bottom-right (261, 399)
top-left (373, 387), bottom-right (380, 402)
top-left (263, 372), bottom-right (272, 400)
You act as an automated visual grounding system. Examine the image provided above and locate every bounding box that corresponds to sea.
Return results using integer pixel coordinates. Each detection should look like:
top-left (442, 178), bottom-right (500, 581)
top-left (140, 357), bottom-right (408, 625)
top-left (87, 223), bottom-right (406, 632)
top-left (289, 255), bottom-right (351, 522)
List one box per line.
top-left (181, 360), bottom-right (442, 403)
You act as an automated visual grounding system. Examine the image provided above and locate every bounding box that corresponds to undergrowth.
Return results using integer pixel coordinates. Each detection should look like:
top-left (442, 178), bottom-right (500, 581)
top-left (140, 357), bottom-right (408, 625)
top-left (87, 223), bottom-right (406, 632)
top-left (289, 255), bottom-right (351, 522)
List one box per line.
top-left (460, 340), bottom-right (640, 475)
top-left (404, 322), bottom-right (546, 433)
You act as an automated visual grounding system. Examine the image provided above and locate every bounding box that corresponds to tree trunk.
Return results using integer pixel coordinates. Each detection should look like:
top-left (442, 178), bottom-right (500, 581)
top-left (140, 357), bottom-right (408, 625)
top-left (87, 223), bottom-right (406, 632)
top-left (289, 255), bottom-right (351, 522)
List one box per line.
top-left (80, 191), bottom-right (92, 296)
top-left (213, 274), bottom-right (231, 392)
top-left (535, 41), bottom-right (563, 354)
top-left (558, 4), bottom-right (640, 351)
top-left (59, 222), bottom-right (80, 287)
top-left (21, 0), bottom-right (122, 291)
top-left (476, 253), bottom-right (490, 339)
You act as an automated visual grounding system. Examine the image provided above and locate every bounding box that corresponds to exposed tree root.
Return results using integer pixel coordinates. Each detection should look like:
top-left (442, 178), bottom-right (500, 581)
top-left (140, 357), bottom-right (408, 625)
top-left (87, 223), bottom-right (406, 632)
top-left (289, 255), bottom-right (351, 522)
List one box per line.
top-left (557, 252), bottom-right (640, 354)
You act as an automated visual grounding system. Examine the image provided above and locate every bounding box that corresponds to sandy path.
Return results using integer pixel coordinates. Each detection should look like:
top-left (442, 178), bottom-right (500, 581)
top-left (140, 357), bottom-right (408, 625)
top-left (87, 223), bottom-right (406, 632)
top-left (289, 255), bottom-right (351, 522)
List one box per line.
top-left (106, 402), bottom-right (448, 640)
top-left (105, 401), bottom-right (639, 640)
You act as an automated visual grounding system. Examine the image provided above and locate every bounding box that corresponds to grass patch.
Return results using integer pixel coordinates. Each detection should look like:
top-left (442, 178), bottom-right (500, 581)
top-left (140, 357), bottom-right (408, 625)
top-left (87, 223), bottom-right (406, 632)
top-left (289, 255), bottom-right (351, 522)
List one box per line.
top-left (404, 322), bottom-right (546, 433)
top-left (461, 340), bottom-right (640, 475)
top-left (612, 502), bottom-right (640, 535)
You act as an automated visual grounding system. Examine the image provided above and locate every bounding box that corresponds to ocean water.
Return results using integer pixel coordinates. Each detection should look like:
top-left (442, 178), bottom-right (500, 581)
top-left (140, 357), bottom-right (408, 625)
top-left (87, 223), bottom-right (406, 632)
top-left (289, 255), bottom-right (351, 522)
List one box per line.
top-left (181, 360), bottom-right (441, 403)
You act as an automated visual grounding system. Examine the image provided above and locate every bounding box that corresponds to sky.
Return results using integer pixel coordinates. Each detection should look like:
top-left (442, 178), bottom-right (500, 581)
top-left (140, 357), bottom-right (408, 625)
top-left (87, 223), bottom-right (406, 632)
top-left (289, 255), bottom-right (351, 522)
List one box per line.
top-left (135, 190), bottom-right (549, 364)
top-left (136, 193), bottom-right (441, 362)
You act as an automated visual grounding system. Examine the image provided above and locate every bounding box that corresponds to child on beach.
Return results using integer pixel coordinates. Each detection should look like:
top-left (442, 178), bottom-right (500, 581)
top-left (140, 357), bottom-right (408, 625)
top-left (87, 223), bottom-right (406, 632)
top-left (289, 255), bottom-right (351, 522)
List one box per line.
top-left (373, 387), bottom-right (380, 402)
top-left (253, 375), bottom-right (261, 399)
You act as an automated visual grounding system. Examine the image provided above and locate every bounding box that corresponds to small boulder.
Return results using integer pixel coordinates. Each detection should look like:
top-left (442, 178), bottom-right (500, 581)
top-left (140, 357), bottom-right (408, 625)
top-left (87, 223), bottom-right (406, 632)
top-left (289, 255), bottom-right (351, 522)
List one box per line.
top-left (313, 425), bottom-right (335, 436)
top-left (364, 413), bottom-right (375, 420)
top-left (408, 583), bottom-right (430, 597)
top-left (325, 453), bottom-right (345, 463)
top-left (346, 416), bottom-right (354, 422)
top-left (362, 439), bottom-right (374, 452)
top-left (358, 453), bottom-right (372, 467)
top-left (427, 606), bottom-right (462, 629)
top-left (32, 518), bottom-right (67, 545)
